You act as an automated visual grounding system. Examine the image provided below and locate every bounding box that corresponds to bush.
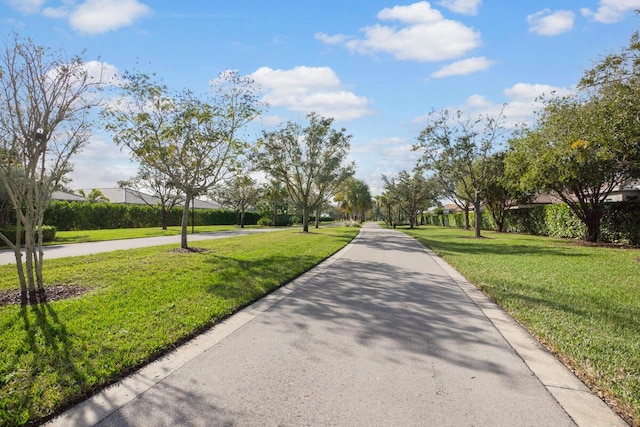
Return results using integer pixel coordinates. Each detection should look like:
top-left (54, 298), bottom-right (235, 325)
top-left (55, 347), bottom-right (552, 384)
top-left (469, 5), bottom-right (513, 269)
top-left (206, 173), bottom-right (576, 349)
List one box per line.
top-left (257, 216), bottom-right (272, 226)
top-left (0, 225), bottom-right (57, 245)
top-left (44, 201), bottom-right (262, 230)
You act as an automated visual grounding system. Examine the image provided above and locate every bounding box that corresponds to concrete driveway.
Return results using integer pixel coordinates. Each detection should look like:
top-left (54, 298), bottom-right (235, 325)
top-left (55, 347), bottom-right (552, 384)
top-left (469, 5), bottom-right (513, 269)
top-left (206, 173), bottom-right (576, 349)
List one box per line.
top-left (46, 223), bottom-right (627, 426)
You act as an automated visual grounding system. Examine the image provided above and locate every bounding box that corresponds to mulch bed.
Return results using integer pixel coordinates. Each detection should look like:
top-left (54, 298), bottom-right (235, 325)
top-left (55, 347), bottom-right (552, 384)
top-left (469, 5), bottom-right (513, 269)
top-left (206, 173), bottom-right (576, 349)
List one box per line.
top-left (0, 285), bottom-right (89, 307)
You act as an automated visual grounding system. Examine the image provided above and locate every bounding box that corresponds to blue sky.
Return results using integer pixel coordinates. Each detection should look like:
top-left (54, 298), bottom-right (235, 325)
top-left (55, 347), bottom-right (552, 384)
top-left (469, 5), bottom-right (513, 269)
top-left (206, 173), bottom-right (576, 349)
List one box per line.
top-left (1, 0), bottom-right (639, 195)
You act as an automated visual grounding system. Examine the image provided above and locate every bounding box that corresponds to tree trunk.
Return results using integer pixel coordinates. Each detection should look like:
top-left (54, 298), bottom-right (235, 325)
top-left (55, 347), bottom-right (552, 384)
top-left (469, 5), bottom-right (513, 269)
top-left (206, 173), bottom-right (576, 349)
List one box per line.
top-left (584, 213), bottom-right (601, 243)
top-left (240, 210), bottom-right (245, 228)
top-left (302, 205), bottom-right (309, 233)
top-left (180, 196), bottom-right (191, 249)
top-left (474, 197), bottom-right (482, 238)
top-left (464, 207), bottom-right (470, 230)
top-left (273, 193), bottom-right (278, 227)
top-left (315, 206), bottom-right (320, 228)
top-left (161, 208), bottom-right (168, 230)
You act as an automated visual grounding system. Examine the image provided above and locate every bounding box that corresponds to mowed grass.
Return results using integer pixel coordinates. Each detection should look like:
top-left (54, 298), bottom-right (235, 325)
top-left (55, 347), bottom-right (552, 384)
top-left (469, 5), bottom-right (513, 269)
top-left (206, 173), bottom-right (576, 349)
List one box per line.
top-left (402, 226), bottom-right (640, 426)
top-left (51, 224), bottom-right (260, 244)
top-left (0, 227), bottom-right (358, 426)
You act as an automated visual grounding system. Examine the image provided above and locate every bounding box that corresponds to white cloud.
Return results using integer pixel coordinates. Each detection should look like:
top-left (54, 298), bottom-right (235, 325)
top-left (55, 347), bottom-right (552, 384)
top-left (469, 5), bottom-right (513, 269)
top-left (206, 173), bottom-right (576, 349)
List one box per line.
top-left (68, 134), bottom-right (138, 190)
top-left (6, 0), bottom-right (44, 14)
top-left (318, 1), bottom-right (481, 63)
top-left (438, 0), bottom-right (482, 15)
top-left (527, 9), bottom-right (575, 36)
top-left (412, 82), bottom-right (575, 127)
top-left (431, 56), bottom-right (495, 78)
top-left (314, 32), bottom-right (350, 45)
top-left (69, 0), bottom-right (151, 34)
top-left (581, 0), bottom-right (640, 24)
top-left (250, 66), bottom-right (374, 121)
top-left (493, 83), bottom-right (574, 126)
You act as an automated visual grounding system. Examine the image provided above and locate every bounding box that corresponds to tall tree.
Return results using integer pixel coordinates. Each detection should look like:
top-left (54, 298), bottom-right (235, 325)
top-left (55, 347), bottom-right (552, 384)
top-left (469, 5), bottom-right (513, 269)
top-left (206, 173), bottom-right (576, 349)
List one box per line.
top-left (506, 90), bottom-right (640, 242)
top-left (382, 170), bottom-right (438, 229)
top-left (212, 174), bottom-right (259, 228)
top-left (481, 151), bottom-right (529, 232)
top-left (335, 177), bottom-right (372, 222)
top-left (103, 70), bottom-right (263, 249)
top-left (0, 34), bottom-right (104, 304)
top-left (252, 112), bottom-right (354, 232)
top-left (414, 109), bottom-right (506, 238)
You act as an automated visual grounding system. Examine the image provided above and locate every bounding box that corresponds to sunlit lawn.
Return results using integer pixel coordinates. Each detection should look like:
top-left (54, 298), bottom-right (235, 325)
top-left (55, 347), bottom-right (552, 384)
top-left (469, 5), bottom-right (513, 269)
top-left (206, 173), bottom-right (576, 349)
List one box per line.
top-left (51, 224), bottom-right (262, 244)
top-left (402, 225), bottom-right (640, 426)
top-left (0, 227), bottom-right (357, 426)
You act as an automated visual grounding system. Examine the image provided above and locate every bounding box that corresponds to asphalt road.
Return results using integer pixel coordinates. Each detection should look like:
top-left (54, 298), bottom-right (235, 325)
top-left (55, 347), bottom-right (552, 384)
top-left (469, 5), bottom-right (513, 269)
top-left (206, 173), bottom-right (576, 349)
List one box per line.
top-left (46, 223), bottom-right (627, 426)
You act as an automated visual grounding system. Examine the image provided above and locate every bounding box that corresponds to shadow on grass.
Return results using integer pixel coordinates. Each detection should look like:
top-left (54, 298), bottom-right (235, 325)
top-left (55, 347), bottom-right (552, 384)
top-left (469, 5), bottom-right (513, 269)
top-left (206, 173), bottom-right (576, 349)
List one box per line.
top-left (5, 302), bottom-right (82, 426)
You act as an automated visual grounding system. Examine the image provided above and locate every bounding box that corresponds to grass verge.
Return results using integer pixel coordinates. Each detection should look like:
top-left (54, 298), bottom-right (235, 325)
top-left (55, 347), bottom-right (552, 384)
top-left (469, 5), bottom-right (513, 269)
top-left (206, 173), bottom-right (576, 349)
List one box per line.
top-left (0, 227), bottom-right (358, 426)
top-left (401, 226), bottom-right (640, 426)
top-left (51, 225), bottom-right (262, 245)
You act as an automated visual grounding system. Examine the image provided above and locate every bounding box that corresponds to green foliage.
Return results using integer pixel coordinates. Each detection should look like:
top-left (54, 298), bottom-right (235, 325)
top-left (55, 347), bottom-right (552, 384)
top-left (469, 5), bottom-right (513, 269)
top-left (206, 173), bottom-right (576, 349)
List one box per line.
top-left (252, 112), bottom-right (355, 232)
top-left (43, 201), bottom-right (259, 231)
top-left (0, 226), bottom-right (56, 245)
top-left (427, 202), bottom-right (640, 246)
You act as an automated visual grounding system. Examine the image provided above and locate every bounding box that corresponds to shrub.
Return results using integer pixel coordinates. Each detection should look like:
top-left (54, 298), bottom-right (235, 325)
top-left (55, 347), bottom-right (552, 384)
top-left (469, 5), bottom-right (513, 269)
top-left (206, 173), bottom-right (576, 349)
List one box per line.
top-left (0, 225), bottom-right (56, 245)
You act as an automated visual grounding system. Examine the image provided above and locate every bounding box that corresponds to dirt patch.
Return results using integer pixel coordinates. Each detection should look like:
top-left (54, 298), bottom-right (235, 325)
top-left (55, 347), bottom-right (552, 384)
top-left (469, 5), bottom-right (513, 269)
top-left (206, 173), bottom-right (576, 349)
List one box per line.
top-left (169, 247), bottom-right (209, 254)
top-left (0, 285), bottom-right (89, 307)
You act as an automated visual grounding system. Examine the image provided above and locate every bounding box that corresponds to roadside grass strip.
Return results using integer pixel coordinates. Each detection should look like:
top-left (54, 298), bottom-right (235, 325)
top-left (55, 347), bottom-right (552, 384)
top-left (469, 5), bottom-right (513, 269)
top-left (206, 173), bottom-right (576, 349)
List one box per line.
top-left (51, 224), bottom-right (259, 245)
top-left (0, 227), bottom-right (358, 426)
top-left (402, 226), bottom-right (640, 426)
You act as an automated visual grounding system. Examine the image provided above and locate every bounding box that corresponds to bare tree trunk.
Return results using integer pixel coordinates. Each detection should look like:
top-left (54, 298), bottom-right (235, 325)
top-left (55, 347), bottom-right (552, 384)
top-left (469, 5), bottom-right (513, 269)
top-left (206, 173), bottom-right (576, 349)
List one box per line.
top-left (464, 207), bottom-right (470, 230)
top-left (315, 206), bottom-right (320, 228)
top-left (302, 205), bottom-right (309, 233)
top-left (180, 195), bottom-right (191, 249)
top-left (161, 208), bottom-right (168, 230)
top-left (473, 197), bottom-right (482, 238)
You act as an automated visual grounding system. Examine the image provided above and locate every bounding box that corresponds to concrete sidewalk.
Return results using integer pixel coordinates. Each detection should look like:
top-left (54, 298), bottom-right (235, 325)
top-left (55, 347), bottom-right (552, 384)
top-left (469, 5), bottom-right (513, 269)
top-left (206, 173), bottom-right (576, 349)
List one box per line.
top-left (46, 223), bottom-right (627, 426)
top-left (0, 228), bottom-right (278, 265)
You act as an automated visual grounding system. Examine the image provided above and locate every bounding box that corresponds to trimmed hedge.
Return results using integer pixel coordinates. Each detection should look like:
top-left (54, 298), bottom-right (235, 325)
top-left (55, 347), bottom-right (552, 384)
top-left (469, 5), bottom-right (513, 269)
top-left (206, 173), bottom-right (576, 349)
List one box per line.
top-left (426, 201), bottom-right (640, 246)
top-left (43, 201), bottom-right (260, 231)
top-left (0, 225), bottom-right (57, 245)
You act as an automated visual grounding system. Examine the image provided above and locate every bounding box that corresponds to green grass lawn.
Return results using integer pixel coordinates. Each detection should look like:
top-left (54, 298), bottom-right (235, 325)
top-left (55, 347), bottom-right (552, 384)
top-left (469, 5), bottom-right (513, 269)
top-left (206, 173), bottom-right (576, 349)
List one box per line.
top-left (0, 227), bottom-right (358, 426)
top-left (51, 224), bottom-right (262, 244)
top-left (401, 226), bottom-right (640, 426)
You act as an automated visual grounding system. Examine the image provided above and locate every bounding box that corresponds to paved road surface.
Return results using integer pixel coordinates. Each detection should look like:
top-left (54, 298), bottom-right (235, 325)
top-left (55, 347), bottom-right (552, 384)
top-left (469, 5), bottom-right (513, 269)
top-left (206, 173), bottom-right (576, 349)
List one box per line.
top-left (46, 224), bottom-right (627, 426)
top-left (0, 228), bottom-right (278, 265)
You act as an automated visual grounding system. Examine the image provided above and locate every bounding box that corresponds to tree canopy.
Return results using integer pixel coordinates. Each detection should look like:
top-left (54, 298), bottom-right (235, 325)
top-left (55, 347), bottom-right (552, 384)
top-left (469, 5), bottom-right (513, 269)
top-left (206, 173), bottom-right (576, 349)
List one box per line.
top-left (252, 112), bottom-right (354, 232)
top-left (414, 109), bottom-right (506, 237)
top-left (102, 70), bottom-right (263, 248)
top-left (0, 34), bottom-right (104, 303)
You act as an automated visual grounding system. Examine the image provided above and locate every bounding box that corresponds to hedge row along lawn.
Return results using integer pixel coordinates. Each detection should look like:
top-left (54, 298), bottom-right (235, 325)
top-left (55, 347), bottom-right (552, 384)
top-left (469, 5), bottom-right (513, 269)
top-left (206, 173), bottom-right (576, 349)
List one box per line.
top-left (0, 227), bottom-right (358, 426)
top-left (402, 226), bottom-right (640, 426)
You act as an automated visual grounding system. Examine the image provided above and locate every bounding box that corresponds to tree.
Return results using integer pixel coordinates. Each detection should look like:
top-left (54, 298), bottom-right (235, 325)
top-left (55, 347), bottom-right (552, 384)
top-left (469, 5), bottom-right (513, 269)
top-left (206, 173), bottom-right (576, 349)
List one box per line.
top-left (382, 170), bottom-right (438, 229)
top-left (335, 177), bottom-right (372, 222)
top-left (481, 152), bottom-right (529, 232)
top-left (252, 112), bottom-right (354, 232)
top-left (103, 70), bottom-right (263, 249)
top-left (118, 162), bottom-right (183, 230)
top-left (78, 188), bottom-right (110, 203)
top-left (212, 174), bottom-right (259, 228)
top-left (506, 90), bottom-right (640, 242)
top-left (0, 34), bottom-right (103, 304)
top-left (414, 109), bottom-right (506, 238)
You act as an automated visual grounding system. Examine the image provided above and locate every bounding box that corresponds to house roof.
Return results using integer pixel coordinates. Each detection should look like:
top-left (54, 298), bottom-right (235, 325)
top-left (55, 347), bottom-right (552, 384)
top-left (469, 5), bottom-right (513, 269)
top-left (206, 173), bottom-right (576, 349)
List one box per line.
top-left (51, 190), bottom-right (86, 202)
top-left (79, 188), bottom-right (221, 210)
